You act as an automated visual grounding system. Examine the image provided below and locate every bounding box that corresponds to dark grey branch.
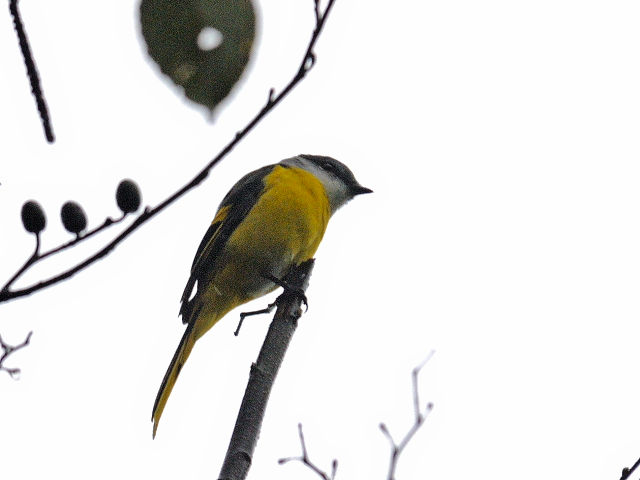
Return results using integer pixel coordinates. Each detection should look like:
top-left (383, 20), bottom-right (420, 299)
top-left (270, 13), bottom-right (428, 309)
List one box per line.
top-left (218, 259), bottom-right (315, 480)
top-left (0, 0), bottom-right (338, 304)
top-left (9, 0), bottom-right (54, 143)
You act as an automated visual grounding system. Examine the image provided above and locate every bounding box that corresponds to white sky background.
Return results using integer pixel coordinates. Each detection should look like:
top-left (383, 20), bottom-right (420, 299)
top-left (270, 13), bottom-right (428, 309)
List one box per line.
top-left (1, 0), bottom-right (640, 479)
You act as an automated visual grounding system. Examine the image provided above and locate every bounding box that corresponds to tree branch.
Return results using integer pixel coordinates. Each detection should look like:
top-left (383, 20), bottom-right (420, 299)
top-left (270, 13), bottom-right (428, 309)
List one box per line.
top-left (0, 0), bottom-right (338, 304)
top-left (9, 0), bottom-right (54, 143)
top-left (218, 259), bottom-right (315, 480)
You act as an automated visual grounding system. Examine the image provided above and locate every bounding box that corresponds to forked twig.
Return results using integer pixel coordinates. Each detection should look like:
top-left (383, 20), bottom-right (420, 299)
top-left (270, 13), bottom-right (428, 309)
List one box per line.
top-left (279, 423), bottom-right (338, 480)
top-left (379, 352), bottom-right (435, 480)
top-left (0, 331), bottom-right (33, 378)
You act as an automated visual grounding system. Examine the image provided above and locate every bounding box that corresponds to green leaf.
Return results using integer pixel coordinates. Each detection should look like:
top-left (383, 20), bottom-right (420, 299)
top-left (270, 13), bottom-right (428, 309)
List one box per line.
top-left (140, 0), bottom-right (256, 113)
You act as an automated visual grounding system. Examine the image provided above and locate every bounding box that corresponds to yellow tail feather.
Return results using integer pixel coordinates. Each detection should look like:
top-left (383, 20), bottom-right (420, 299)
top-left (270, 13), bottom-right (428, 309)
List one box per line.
top-left (152, 322), bottom-right (196, 438)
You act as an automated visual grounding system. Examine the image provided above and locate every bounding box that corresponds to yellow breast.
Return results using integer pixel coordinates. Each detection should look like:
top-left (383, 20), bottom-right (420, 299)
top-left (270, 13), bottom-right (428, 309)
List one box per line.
top-left (192, 165), bottom-right (331, 339)
top-left (229, 165), bottom-right (330, 265)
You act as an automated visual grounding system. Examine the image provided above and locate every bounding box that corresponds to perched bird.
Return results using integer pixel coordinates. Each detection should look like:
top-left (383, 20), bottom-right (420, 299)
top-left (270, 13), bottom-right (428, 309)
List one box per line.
top-left (152, 154), bottom-right (371, 437)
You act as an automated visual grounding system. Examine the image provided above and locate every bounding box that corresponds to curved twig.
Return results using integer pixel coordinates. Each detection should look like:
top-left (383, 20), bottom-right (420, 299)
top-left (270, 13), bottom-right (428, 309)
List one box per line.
top-left (0, 0), bottom-right (338, 304)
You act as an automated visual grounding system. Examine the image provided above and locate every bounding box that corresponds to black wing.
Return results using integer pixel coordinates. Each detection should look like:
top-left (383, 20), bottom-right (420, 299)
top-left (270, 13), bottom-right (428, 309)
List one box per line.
top-left (178, 164), bottom-right (277, 323)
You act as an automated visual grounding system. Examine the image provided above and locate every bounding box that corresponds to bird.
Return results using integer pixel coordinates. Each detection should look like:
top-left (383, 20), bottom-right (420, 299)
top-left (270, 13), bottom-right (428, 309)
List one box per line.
top-left (151, 154), bottom-right (372, 437)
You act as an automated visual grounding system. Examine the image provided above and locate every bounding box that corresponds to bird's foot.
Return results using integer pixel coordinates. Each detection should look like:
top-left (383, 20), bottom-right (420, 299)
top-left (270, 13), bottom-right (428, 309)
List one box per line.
top-left (265, 273), bottom-right (308, 311)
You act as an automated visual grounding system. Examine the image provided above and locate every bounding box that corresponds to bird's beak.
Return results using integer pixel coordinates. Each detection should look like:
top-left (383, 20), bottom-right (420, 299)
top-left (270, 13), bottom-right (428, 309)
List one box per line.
top-left (351, 184), bottom-right (373, 196)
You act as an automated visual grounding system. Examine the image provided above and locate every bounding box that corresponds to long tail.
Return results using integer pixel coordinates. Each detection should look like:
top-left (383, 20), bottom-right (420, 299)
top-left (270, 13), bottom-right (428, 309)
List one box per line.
top-left (152, 322), bottom-right (196, 438)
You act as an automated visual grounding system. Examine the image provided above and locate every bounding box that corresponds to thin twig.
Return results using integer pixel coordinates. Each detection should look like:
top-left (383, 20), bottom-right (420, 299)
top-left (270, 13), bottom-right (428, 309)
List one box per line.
top-left (0, 0), bottom-right (338, 304)
top-left (380, 353), bottom-right (435, 480)
top-left (621, 456), bottom-right (640, 480)
top-left (279, 423), bottom-right (338, 480)
top-left (412, 350), bottom-right (434, 424)
top-left (278, 354), bottom-right (434, 480)
top-left (1, 214), bottom-right (125, 294)
top-left (9, 0), bottom-right (54, 143)
top-left (0, 331), bottom-right (33, 378)
top-left (314, 0), bottom-right (322, 23)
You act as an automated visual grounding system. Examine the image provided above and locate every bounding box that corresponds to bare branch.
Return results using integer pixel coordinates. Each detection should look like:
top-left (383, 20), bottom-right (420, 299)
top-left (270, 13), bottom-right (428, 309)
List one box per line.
top-left (278, 355), bottom-right (434, 480)
top-left (0, 331), bottom-right (33, 378)
top-left (279, 423), bottom-right (337, 480)
top-left (380, 353), bottom-right (435, 480)
top-left (218, 260), bottom-right (315, 480)
top-left (8, 0), bottom-right (54, 143)
top-left (0, 0), bottom-right (339, 305)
